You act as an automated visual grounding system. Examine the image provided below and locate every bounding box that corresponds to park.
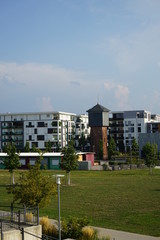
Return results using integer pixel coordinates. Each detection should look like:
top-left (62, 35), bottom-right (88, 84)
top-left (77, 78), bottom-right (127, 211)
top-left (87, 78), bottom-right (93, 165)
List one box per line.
top-left (0, 168), bottom-right (160, 237)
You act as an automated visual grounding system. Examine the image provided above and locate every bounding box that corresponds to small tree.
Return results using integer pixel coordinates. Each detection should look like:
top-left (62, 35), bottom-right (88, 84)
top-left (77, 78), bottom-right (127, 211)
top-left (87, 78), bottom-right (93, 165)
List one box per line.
top-left (4, 143), bottom-right (20, 184)
top-left (108, 137), bottom-right (116, 160)
top-left (31, 144), bottom-right (37, 152)
top-left (78, 133), bottom-right (86, 151)
top-left (131, 137), bottom-right (139, 156)
top-left (24, 142), bottom-right (30, 152)
top-left (61, 140), bottom-right (78, 185)
top-left (11, 163), bottom-right (56, 208)
top-left (98, 140), bottom-right (103, 160)
top-left (142, 142), bottom-right (158, 174)
top-left (45, 140), bottom-right (52, 152)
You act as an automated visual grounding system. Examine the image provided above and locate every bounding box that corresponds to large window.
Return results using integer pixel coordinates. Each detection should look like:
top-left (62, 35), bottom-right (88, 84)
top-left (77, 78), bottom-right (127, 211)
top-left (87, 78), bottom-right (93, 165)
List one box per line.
top-left (48, 128), bottom-right (53, 134)
top-left (37, 135), bottom-right (44, 141)
top-left (37, 122), bottom-right (44, 127)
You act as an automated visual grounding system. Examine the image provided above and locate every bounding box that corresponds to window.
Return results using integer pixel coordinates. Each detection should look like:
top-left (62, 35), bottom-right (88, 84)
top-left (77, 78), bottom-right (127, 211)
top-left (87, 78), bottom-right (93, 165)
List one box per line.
top-left (34, 129), bottom-right (37, 134)
top-left (37, 122), bottom-right (45, 127)
top-left (37, 135), bottom-right (44, 141)
top-left (52, 160), bottom-right (59, 166)
top-left (20, 159), bottom-right (25, 165)
top-left (138, 127), bottom-right (141, 133)
top-left (48, 128), bottom-right (53, 134)
top-left (52, 121), bottom-right (57, 127)
top-left (29, 135), bottom-right (32, 141)
top-left (32, 142), bottom-right (38, 147)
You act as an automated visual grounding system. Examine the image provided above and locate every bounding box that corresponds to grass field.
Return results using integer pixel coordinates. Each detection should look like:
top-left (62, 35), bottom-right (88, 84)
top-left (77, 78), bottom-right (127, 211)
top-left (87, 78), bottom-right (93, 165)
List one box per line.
top-left (0, 169), bottom-right (160, 237)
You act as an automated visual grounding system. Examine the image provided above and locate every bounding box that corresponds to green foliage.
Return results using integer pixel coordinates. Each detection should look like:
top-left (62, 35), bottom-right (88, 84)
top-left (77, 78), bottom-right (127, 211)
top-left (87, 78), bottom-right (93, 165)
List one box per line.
top-left (45, 140), bottom-right (52, 152)
top-left (40, 216), bottom-right (58, 237)
top-left (61, 217), bottom-right (89, 240)
top-left (61, 141), bottom-right (78, 173)
top-left (108, 137), bottom-right (116, 160)
top-left (11, 163), bottom-right (56, 208)
top-left (142, 142), bottom-right (158, 170)
top-left (24, 142), bottom-right (30, 152)
top-left (3, 143), bottom-right (20, 173)
top-left (78, 133), bottom-right (86, 151)
top-left (61, 141), bottom-right (78, 185)
top-left (98, 140), bottom-right (103, 159)
top-left (131, 138), bottom-right (139, 156)
top-left (31, 144), bottom-right (37, 152)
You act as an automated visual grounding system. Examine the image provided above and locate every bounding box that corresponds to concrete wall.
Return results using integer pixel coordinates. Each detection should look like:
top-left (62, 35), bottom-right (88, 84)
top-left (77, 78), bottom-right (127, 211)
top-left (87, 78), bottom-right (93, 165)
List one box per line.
top-left (1, 225), bottom-right (42, 240)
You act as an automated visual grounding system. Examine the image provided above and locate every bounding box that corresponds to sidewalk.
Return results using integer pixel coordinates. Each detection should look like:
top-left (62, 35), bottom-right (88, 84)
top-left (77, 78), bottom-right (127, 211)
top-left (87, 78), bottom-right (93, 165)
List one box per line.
top-left (93, 226), bottom-right (160, 240)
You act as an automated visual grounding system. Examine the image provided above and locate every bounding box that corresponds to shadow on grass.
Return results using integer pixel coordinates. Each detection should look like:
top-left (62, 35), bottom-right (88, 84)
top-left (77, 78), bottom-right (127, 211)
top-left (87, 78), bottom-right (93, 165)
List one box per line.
top-left (152, 189), bottom-right (160, 191)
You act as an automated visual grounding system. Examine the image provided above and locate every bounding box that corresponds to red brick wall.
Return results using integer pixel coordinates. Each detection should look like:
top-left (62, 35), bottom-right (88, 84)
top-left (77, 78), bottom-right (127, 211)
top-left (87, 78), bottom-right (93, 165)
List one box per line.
top-left (90, 126), bottom-right (108, 160)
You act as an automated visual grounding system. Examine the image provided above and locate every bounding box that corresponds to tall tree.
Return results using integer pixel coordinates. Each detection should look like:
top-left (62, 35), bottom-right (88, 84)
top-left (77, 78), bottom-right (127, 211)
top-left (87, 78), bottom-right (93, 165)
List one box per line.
top-left (98, 139), bottom-right (103, 159)
top-left (45, 140), bottom-right (52, 152)
top-left (61, 140), bottom-right (78, 185)
top-left (131, 138), bottom-right (139, 156)
top-left (24, 142), bottom-right (30, 152)
top-left (142, 142), bottom-right (158, 174)
top-left (4, 143), bottom-right (20, 184)
top-left (108, 137), bottom-right (116, 160)
top-left (11, 163), bottom-right (56, 208)
top-left (78, 133), bottom-right (86, 151)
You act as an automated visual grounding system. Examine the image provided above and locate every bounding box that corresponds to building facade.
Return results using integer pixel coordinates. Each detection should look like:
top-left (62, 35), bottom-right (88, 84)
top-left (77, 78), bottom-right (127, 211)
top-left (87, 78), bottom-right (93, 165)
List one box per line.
top-left (0, 111), bottom-right (90, 152)
top-left (109, 110), bottom-right (157, 152)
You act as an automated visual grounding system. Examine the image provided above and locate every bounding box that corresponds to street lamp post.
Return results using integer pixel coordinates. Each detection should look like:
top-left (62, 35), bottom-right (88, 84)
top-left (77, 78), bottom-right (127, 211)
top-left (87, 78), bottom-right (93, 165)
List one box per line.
top-left (54, 175), bottom-right (64, 240)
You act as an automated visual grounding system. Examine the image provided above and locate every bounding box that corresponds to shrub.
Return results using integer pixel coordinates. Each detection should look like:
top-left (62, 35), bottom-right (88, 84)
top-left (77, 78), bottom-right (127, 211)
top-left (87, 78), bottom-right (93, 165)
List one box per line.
top-left (81, 226), bottom-right (97, 240)
top-left (26, 212), bottom-right (33, 222)
top-left (40, 216), bottom-right (58, 237)
top-left (81, 226), bottom-right (111, 240)
top-left (61, 217), bottom-right (89, 239)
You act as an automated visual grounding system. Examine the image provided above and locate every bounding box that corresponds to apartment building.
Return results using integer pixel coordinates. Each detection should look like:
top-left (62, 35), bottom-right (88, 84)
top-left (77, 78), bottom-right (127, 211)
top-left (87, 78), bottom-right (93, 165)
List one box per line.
top-left (0, 111), bottom-right (90, 152)
top-left (109, 110), bottom-right (154, 152)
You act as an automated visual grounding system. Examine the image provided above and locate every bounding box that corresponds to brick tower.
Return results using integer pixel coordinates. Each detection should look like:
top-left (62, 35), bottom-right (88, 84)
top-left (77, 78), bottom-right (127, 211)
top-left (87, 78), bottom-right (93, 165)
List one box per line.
top-left (87, 104), bottom-right (110, 160)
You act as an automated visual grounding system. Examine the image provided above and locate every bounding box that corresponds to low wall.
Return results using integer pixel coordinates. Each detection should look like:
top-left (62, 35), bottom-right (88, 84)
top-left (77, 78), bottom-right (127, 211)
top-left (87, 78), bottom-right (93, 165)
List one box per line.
top-left (1, 225), bottom-right (42, 240)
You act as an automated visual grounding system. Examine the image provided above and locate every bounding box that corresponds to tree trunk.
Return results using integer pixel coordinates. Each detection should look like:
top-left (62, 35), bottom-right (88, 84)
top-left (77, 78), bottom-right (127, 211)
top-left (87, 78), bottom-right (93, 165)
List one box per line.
top-left (149, 166), bottom-right (153, 175)
top-left (68, 172), bottom-right (70, 185)
top-left (10, 172), bottom-right (15, 184)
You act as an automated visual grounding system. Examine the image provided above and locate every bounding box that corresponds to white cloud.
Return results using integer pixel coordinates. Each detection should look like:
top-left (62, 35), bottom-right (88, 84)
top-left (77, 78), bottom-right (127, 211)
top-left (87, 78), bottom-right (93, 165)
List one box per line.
top-left (104, 81), bottom-right (115, 90)
top-left (0, 62), bottom-right (79, 88)
top-left (104, 81), bottom-right (130, 110)
top-left (114, 84), bottom-right (130, 109)
top-left (36, 97), bottom-right (54, 111)
top-left (106, 24), bottom-right (160, 73)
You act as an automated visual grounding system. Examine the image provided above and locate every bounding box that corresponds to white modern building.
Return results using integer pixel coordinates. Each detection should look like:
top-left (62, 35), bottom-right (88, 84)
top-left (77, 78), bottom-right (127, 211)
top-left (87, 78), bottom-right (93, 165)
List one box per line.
top-left (0, 111), bottom-right (90, 152)
top-left (109, 110), bottom-right (159, 152)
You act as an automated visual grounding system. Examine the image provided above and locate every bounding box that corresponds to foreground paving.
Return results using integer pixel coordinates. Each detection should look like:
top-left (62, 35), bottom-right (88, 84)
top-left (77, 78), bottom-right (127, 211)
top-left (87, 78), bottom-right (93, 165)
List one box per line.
top-left (93, 226), bottom-right (160, 240)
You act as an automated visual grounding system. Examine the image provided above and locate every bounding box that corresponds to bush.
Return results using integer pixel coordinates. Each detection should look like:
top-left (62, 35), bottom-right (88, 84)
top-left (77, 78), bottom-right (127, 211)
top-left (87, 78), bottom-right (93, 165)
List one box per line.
top-left (81, 226), bottom-right (97, 240)
top-left (26, 212), bottom-right (33, 223)
top-left (81, 226), bottom-right (110, 240)
top-left (61, 217), bottom-right (89, 239)
top-left (40, 216), bottom-right (58, 237)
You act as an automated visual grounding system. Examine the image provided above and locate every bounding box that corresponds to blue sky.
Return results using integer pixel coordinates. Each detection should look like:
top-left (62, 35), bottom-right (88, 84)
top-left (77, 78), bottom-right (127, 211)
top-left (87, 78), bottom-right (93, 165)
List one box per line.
top-left (0, 0), bottom-right (160, 115)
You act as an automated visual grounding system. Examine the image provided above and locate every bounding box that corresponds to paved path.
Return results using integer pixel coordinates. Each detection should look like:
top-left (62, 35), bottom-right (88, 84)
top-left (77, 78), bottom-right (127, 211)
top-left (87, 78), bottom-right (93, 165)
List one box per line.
top-left (93, 226), bottom-right (160, 240)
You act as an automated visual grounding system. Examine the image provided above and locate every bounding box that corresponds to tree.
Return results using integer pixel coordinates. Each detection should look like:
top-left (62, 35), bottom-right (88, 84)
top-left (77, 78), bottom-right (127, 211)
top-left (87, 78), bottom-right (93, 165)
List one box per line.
top-left (61, 140), bottom-right (78, 185)
top-left (24, 142), bottom-right (30, 152)
top-left (31, 144), bottom-right (37, 152)
top-left (78, 133), bottom-right (86, 151)
top-left (4, 143), bottom-right (20, 184)
top-left (11, 163), bottom-right (56, 208)
top-left (142, 142), bottom-right (158, 174)
top-left (45, 140), bottom-right (52, 152)
top-left (98, 139), bottom-right (103, 159)
top-left (108, 137), bottom-right (116, 160)
top-left (131, 138), bottom-right (139, 156)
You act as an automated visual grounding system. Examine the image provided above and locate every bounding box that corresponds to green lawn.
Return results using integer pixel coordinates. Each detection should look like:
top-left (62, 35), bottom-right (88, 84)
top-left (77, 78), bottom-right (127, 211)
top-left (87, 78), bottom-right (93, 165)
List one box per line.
top-left (0, 169), bottom-right (160, 237)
